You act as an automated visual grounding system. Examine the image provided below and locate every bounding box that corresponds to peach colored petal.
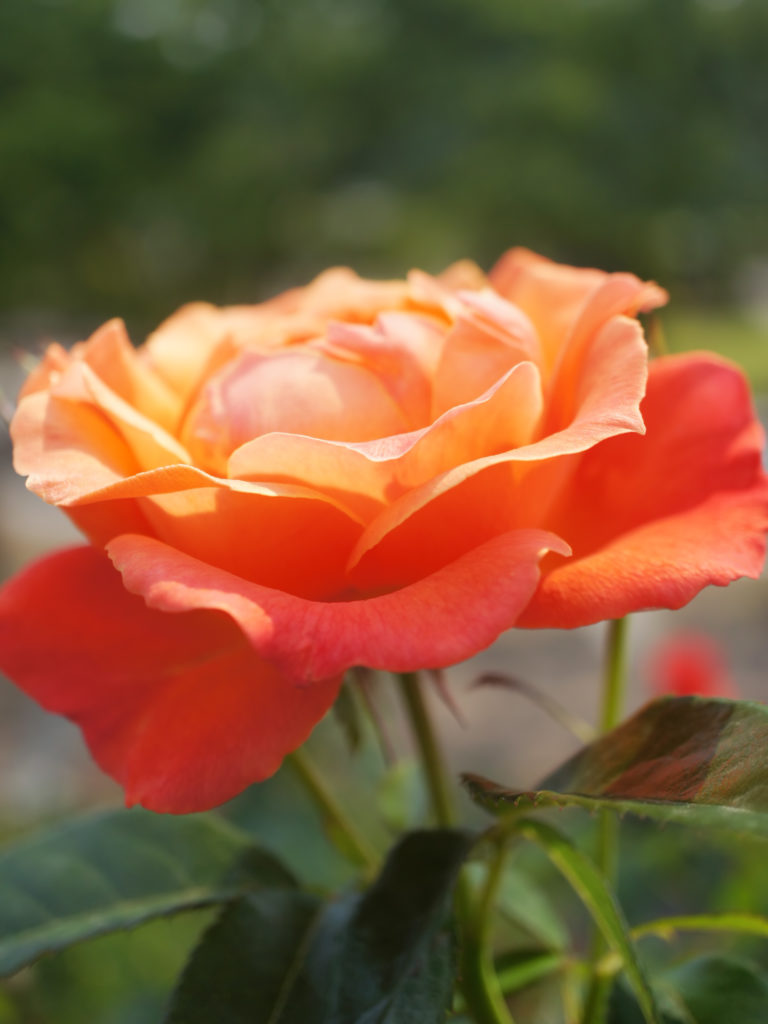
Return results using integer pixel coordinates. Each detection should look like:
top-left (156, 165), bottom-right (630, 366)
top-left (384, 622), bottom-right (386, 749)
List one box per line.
top-left (79, 319), bottom-right (183, 434)
top-left (489, 247), bottom-right (666, 373)
top-left (290, 266), bottom-right (411, 322)
top-left (314, 312), bottom-right (447, 427)
top-left (0, 547), bottom-right (341, 812)
top-left (66, 499), bottom-right (156, 549)
top-left (12, 390), bottom-right (138, 505)
top-left (59, 464), bottom-right (363, 525)
top-left (431, 292), bottom-right (539, 415)
top-left (142, 302), bottom-right (242, 400)
top-left (228, 359), bottom-right (544, 509)
top-left (147, 269), bottom-right (412, 371)
top-left (138, 485), bottom-right (361, 599)
top-left (17, 343), bottom-right (71, 399)
top-left (542, 274), bottom-right (658, 433)
top-left (434, 258), bottom-right (488, 291)
top-left (107, 529), bottom-right (571, 680)
top-left (52, 361), bottom-right (191, 471)
top-left (182, 346), bottom-right (412, 471)
top-left (347, 315), bottom-right (647, 570)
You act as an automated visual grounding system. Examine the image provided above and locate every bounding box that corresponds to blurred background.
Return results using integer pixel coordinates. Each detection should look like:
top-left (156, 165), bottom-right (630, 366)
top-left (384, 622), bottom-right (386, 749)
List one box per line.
top-left (1, 2), bottom-right (768, 1017)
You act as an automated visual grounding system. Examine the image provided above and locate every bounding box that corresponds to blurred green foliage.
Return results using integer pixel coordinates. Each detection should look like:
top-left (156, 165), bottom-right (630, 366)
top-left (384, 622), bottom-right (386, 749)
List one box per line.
top-left (1, 0), bottom-right (768, 339)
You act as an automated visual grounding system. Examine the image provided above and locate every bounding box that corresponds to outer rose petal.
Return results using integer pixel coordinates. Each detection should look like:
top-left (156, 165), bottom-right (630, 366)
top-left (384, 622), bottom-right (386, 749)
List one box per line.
top-left (489, 247), bottom-right (667, 373)
top-left (107, 529), bottom-right (571, 681)
top-left (520, 353), bottom-right (768, 628)
top-left (0, 547), bottom-right (342, 813)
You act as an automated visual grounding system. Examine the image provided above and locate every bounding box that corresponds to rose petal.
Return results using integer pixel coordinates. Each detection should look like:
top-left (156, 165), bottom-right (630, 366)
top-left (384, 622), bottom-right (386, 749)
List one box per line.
top-left (18, 343), bottom-right (71, 399)
top-left (228, 359), bottom-right (544, 510)
top-left (182, 346), bottom-right (412, 471)
top-left (12, 390), bottom-right (139, 505)
top-left (347, 314), bottom-right (647, 572)
top-left (78, 319), bottom-right (183, 434)
top-left (107, 529), bottom-right (571, 681)
top-left (0, 547), bottom-right (342, 812)
top-left (431, 293), bottom-right (539, 415)
top-left (142, 302), bottom-right (243, 400)
top-left (57, 361), bottom-right (192, 470)
top-left (315, 312), bottom-right (446, 426)
top-left (519, 354), bottom-right (768, 627)
top-left (138, 485), bottom-right (362, 599)
top-left (489, 247), bottom-right (666, 373)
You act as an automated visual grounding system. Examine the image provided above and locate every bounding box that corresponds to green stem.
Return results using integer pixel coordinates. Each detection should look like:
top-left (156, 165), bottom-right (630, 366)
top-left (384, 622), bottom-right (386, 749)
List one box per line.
top-left (396, 672), bottom-right (455, 826)
top-left (288, 746), bottom-right (378, 873)
top-left (581, 617), bottom-right (628, 1024)
top-left (598, 617), bottom-right (629, 735)
top-left (457, 873), bottom-right (517, 1024)
top-left (396, 672), bottom-right (514, 1024)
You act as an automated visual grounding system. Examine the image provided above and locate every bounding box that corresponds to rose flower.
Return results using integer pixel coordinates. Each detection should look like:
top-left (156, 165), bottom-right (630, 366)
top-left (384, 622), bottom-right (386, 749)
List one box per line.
top-left (1, 250), bottom-right (766, 811)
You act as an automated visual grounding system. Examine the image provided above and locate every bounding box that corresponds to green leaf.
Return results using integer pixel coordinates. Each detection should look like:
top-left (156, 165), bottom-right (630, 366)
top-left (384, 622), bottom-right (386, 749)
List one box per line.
top-left (610, 956), bottom-right (768, 1024)
top-left (165, 889), bottom-right (323, 1024)
top-left (167, 829), bottom-right (474, 1024)
top-left (328, 829), bottom-right (472, 1024)
top-left (463, 697), bottom-right (768, 839)
top-left (0, 808), bottom-right (294, 977)
top-left (663, 955), bottom-right (768, 1024)
top-left (495, 861), bottom-right (570, 951)
top-left (517, 818), bottom-right (660, 1024)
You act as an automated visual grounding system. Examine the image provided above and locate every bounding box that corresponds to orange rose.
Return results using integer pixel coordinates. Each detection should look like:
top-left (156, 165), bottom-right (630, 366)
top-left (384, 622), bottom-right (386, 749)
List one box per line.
top-left (1, 250), bottom-right (766, 811)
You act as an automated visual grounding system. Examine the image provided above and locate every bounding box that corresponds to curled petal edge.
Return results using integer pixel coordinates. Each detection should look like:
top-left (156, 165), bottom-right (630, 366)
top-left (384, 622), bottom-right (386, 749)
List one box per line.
top-left (107, 529), bottom-right (572, 681)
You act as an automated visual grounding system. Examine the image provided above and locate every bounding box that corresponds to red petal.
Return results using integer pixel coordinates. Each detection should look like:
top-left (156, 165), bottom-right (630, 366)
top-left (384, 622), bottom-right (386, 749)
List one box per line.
top-left (520, 354), bottom-right (768, 627)
top-left (0, 547), bottom-right (341, 812)
top-left (107, 529), bottom-right (570, 681)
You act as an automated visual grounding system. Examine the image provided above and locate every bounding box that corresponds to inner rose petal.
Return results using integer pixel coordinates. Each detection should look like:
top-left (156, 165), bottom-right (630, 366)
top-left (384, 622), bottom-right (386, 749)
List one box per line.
top-left (181, 347), bottom-right (412, 471)
top-left (313, 312), bottom-right (447, 427)
top-left (347, 315), bottom-right (648, 571)
top-left (431, 295), bottom-right (540, 417)
top-left (228, 358), bottom-right (544, 509)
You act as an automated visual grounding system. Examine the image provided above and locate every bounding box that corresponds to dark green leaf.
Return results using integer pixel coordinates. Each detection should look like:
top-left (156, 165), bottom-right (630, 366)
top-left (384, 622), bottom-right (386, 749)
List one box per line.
top-left (165, 890), bottom-right (323, 1024)
top-left (463, 697), bottom-right (768, 839)
top-left (167, 829), bottom-right (474, 1024)
top-left (0, 808), bottom-right (294, 977)
top-left (517, 819), bottom-right (660, 1024)
top-left (329, 829), bottom-right (472, 1024)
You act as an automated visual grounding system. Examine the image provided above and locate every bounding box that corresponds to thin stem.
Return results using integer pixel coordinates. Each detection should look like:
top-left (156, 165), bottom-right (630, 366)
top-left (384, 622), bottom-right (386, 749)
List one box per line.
top-left (395, 672), bottom-right (513, 1023)
top-left (598, 616), bottom-right (629, 735)
top-left (288, 746), bottom-right (378, 873)
top-left (581, 617), bottom-right (629, 1024)
top-left (456, 863), bottom-right (517, 1024)
top-left (396, 671), bottom-right (455, 826)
